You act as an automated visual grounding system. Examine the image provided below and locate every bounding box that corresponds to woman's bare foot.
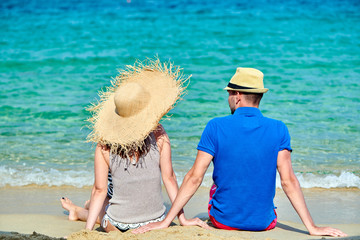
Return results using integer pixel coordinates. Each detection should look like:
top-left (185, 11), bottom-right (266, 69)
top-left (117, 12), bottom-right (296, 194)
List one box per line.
top-left (84, 200), bottom-right (90, 210)
top-left (60, 197), bottom-right (79, 221)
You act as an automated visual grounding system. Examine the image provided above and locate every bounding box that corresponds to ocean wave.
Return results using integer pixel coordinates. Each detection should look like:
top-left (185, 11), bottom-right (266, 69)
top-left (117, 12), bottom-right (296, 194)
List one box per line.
top-left (290, 172), bottom-right (360, 189)
top-left (1, 166), bottom-right (359, 189)
top-left (0, 166), bottom-right (93, 188)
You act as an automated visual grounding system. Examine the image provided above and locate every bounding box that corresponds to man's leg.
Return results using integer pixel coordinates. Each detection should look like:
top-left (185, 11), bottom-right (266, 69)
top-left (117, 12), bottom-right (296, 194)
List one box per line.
top-left (208, 184), bottom-right (277, 231)
top-left (264, 210), bottom-right (277, 230)
top-left (208, 184), bottom-right (239, 230)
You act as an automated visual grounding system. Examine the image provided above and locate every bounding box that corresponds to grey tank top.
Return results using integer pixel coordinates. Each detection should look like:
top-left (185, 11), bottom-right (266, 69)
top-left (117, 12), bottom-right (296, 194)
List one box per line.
top-left (106, 132), bottom-right (166, 223)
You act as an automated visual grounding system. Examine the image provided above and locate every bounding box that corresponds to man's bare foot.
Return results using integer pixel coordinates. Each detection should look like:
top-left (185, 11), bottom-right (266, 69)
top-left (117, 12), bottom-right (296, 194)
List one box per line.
top-left (60, 197), bottom-right (79, 221)
top-left (84, 200), bottom-right (90, 210)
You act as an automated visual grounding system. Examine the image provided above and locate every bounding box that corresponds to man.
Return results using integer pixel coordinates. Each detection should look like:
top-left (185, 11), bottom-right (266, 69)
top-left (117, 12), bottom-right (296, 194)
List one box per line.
top-left (133, 67), bottom-right (346, 237)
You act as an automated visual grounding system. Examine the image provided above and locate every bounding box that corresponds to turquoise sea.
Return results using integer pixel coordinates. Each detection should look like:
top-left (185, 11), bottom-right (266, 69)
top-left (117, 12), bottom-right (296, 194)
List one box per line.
top-left (1, 0), bottom-right (359, 188)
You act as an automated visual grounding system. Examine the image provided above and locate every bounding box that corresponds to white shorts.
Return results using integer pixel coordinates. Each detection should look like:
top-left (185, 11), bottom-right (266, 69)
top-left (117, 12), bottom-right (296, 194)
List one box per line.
top-left (101, 212), bottom-right (165, 231)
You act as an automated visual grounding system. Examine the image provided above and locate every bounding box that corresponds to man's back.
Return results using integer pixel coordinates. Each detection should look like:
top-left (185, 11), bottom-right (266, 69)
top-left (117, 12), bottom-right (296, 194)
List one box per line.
top-left (133, 67), bottom-right (347, 237)
top-left (198, 107), bottom-right (292, 230)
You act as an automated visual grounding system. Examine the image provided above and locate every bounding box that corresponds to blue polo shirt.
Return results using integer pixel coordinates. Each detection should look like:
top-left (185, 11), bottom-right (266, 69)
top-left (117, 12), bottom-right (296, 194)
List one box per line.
top-left (197, 107), bottom-right (292, 230)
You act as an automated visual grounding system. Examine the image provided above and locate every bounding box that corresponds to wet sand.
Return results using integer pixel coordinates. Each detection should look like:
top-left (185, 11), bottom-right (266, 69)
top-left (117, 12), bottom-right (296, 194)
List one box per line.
top-left (0, 186), bottom-right (359, 239)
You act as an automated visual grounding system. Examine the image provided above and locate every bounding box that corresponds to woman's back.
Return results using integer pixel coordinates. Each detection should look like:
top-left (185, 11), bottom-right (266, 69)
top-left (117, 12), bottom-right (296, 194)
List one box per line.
top-left (106, 132), bottom-right (166, 223)
top-left (84, 58), bottom-right (190, 232)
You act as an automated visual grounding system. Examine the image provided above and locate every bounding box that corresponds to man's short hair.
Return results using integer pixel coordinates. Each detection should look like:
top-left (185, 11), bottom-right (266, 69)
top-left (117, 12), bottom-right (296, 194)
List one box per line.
top-left (242, 92), bottom-right (263, 106)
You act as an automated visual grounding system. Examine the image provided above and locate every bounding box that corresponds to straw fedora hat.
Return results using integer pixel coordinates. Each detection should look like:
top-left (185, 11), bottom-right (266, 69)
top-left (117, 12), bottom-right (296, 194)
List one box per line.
top-left (86, 58), bottom-right (189, 154)
top-left (224, 67), bottom-right (268, 93)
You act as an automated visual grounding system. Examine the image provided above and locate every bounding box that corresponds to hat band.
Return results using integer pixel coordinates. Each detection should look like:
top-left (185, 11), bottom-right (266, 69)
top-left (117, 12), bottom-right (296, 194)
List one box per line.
top-left (227, 82), bottom-right (256, 90)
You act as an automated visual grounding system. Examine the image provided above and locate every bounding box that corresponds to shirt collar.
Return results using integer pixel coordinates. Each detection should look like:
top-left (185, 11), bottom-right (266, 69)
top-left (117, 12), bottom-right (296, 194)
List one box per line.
top-left (234, 107), bottom-right (263, 117)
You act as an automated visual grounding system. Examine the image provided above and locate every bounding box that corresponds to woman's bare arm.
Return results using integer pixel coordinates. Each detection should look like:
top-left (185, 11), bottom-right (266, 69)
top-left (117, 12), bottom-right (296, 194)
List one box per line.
top-left (85, 144), bottom-right (109, 230)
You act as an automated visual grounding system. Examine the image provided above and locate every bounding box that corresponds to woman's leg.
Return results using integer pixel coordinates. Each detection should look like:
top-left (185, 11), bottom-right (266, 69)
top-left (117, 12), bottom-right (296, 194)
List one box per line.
top-left (61, 197), bottom-right (109, 224)
top-left (61, 197), bottom-right (88, 221)
top-left (103, 221), bottom-right (120, 232)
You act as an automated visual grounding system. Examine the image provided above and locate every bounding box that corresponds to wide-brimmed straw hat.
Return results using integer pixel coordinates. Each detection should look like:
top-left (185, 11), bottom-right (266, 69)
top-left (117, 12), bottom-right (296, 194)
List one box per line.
top-left (224, 67), bottom-right (268, 93)
top-left (86, 58), bottom-right (189, 154)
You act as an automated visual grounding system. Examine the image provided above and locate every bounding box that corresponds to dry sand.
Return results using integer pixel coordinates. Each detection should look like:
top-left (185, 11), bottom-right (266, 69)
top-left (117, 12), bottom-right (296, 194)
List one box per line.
top-left (0, 186), bottom-right (360, 240)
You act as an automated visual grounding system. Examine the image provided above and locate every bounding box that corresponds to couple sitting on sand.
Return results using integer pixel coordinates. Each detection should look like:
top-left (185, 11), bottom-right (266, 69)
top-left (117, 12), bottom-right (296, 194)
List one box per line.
top-left (61, 58), bottom-right (346, 237)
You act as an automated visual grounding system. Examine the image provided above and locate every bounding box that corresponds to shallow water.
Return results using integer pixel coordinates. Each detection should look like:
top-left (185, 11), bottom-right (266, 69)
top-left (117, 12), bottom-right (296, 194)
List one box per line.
top-left (1, 0), bottom-right (359, 188)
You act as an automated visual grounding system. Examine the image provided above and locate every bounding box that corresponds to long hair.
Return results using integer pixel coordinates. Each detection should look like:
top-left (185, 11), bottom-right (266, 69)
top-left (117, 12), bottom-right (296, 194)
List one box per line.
top-left (106, 134), bottom-right (152, 160)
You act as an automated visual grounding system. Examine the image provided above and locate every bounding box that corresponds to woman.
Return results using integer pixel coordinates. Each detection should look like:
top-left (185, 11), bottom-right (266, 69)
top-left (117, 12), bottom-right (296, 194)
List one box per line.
top-left (76, 58), bottom-right (207, 232)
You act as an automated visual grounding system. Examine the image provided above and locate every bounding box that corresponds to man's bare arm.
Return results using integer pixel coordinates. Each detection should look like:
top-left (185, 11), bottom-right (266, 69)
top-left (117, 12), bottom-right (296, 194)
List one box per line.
top-left (277, 150), bottom-right (346, 237)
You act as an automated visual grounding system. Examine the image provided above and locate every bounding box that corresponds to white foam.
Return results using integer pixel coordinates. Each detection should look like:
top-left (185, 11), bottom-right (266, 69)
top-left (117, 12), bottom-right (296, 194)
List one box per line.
top-left (0, 166), bottom-right (93, 187)
top-left (175, 170), bottom-right (214, 187)
top-left (276, 171), bottom-right (360, 189)
top-left (1, 165), bottom-right (359, 189)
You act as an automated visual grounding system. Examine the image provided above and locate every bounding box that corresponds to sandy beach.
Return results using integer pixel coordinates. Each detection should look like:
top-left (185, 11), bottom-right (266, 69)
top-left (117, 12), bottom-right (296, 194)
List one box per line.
top-left (2, 0), bottom-right (360, 239)
top-left (0, 186), bottom-right (359, 240)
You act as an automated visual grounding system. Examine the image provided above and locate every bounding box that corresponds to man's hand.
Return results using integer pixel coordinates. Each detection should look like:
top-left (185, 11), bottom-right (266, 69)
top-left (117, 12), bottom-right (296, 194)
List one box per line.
top-left (132, 217), bottom-right (213, 234)
top-left (132, 220), bottom-right (169, 234)
top-left (309, 226), bottom-right (347, 237)
top-left (179, 217), bottom-right (213, 230)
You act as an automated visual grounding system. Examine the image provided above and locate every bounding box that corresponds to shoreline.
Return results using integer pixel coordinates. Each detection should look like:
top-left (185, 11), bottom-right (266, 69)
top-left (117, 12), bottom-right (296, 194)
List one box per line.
top-left (0, 186), bottom-right (359, 239)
